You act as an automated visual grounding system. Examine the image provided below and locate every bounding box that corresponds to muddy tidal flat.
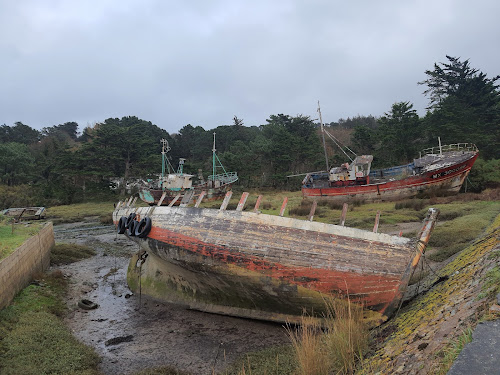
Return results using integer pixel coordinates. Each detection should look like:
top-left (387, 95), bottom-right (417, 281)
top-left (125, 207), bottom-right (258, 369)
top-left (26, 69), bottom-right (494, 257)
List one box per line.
top-left (53, 221), bottom-right (289, 375)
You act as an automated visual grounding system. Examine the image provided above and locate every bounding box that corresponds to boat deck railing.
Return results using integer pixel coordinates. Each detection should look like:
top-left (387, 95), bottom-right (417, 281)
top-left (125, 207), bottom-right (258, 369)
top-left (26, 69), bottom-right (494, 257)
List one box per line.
top-left (208, 172), bottom-right (238, 184)
top-left (419, 143), bottom-right (478, 158)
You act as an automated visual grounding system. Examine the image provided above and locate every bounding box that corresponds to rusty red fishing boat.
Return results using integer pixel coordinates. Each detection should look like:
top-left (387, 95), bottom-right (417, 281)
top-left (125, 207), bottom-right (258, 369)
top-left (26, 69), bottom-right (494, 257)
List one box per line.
top-left (113, 192), bottom-right (439, 325)
top-left (302, 142), bottom-right (479, 202)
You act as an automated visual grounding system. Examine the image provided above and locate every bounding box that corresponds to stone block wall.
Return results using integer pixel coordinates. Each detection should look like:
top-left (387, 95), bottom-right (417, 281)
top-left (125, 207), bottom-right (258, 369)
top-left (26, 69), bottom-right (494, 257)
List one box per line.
top-left (0, 222), bottom-right (54, 309)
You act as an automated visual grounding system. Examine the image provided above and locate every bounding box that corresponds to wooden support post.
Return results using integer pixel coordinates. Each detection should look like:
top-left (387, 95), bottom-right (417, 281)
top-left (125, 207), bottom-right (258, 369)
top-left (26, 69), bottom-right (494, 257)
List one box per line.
top-left (220, 191), bottom-right (233, 211)
top-left (126, 196), bottom-right (134, 207)
top-left (236, 192), bottom-right (249, 212)
top-left (253, 195), bottom-right (263, 213)
top-left (168, 194), bottom-right (181, 207)
top-left (279, 197), bottom-right (288, 217)
top-left (373, 210), bottom-right (381, 233)
top-left (194, 191), bottom-right (206, 208)
top-left (180, 190), bottom-right (195, 207)
top-left (157, 192), bottom-right (167, 206)
top-left (339, 203), bottom-right (348, 226)
top-left (308, 201), bottom-right (318, 222)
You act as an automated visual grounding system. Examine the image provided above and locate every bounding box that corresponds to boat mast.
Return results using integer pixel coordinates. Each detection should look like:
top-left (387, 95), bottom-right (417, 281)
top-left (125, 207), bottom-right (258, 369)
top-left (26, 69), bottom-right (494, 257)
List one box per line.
top-left (160, 138), bottom-right (171, 183)
top-left (212, 132), bottom-right (216, 182)
top-left (318, 101), bottom-right (330, 171)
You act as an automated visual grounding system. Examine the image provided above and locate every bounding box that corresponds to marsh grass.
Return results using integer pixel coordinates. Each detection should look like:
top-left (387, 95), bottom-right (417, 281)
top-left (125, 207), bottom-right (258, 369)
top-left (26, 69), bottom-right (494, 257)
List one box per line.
top-left (50, 243), bottom-right (96, 265)
top-left (226, 345), bottom-right (296, 375)
top-left (394, 199), bottom-right (428, 211)
top-left (0, 271), bottom-right (100, 375)
top-left (287, 298), bottom-right (369, 375)
top-left (427, 201), bottom-right (500, 262)
top-left (435, 327), bottom-right (473, 375)
top-left (46, 201), bottom-right (117, 224)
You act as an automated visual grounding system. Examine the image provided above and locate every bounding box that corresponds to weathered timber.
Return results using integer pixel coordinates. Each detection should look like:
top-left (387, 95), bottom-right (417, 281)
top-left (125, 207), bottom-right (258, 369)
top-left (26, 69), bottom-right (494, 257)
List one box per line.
top-left (114, 200), bottom-right (439, 325)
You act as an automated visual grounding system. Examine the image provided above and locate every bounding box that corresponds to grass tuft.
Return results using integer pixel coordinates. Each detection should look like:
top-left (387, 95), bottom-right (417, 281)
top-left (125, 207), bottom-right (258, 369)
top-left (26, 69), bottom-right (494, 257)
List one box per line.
top-left (287, 298), bottom-right (369, 375)
top-left (50, 243), bottom-right (96, 265)
top-left (435, 327), bottom-right (473, 375)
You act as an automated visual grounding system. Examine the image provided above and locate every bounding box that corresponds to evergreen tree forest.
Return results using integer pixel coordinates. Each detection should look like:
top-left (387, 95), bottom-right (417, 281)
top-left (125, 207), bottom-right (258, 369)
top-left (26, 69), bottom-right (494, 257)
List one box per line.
top-left (1, 56), bottom-right (499, 208)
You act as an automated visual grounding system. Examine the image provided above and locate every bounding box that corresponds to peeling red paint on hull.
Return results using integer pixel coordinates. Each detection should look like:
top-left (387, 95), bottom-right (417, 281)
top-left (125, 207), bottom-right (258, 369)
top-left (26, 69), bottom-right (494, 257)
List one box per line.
top-left (114, 205), bottom-right (439, 325)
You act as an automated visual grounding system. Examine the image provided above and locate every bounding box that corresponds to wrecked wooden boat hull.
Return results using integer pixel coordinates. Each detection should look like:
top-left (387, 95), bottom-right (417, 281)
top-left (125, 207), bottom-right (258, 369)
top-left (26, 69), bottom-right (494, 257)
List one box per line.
top-left (113, 201), bottom-right (438, 325)
top-left (302, 144), bottom-right (478, 202)
top-left (1, 207), bottom-right (46, 220)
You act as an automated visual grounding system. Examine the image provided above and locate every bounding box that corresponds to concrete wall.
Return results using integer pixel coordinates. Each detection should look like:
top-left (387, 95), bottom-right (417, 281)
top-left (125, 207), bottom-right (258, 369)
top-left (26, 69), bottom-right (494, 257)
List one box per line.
top-left (0, 222), bottom-right (54, 310)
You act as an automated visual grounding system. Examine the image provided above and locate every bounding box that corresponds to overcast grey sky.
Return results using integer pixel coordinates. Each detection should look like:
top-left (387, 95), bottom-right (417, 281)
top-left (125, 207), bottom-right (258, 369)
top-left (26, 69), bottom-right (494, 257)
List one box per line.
top-left (1, 0), bottom-right (499, 134)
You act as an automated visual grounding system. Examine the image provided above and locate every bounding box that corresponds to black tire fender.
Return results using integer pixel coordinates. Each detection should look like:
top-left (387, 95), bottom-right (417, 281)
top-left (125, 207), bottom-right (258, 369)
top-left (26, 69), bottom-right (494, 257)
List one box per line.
top-left (78, 299), bottom-right (98, 310)
top-left (135, 217), bottom-right (152, 238)
top-left (117, 216), bottom-right (127, 234)
top-left (127, 220), bottom-right (137, 236)
top-left (125, 213), bottom-right (136, 229)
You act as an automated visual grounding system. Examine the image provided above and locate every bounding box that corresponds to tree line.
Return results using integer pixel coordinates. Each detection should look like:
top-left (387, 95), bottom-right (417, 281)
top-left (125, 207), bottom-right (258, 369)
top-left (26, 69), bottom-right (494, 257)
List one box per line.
top-left (1, 56), bottom-right (499, 208)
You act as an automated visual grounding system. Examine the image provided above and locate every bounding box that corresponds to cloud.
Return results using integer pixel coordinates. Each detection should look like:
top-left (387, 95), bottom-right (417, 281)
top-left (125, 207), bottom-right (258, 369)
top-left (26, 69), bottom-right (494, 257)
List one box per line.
top-left (0, 0), bottom-right (499, 133)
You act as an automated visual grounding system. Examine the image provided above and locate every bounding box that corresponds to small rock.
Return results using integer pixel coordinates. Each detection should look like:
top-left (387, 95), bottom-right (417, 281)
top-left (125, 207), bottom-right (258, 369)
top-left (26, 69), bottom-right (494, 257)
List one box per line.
top-left (105, 335), bottom-right (134, 346)
top-left (496, 292), bottom-right (500, 305)
top-left (489, 304), bottom-right (500, 314)
top-left (418, 342), bottom-right (429, 350)
top-left (125, 293), bottom-right (133, 298)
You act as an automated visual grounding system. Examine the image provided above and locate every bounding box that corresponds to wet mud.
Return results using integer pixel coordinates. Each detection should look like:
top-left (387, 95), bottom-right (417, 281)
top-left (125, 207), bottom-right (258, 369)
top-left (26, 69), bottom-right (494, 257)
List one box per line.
top-left (54, 222), bottom-right (289, 375)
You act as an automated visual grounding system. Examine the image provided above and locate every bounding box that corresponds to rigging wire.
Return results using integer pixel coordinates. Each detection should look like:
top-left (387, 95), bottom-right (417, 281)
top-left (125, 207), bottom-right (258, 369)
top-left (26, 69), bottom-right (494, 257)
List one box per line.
top-left (323, 129), bottom-right (357, 162)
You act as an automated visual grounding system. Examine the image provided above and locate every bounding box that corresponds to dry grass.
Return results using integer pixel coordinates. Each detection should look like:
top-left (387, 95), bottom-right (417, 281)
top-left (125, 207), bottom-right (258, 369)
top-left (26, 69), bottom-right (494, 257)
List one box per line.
top-left (287, 298), bottom-right (370, 375)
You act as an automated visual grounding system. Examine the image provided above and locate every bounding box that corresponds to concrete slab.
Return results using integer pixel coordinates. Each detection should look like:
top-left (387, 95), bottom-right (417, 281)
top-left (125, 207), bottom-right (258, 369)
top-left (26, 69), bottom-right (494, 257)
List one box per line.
top-left (448, 320), bottom-right (500, 375)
